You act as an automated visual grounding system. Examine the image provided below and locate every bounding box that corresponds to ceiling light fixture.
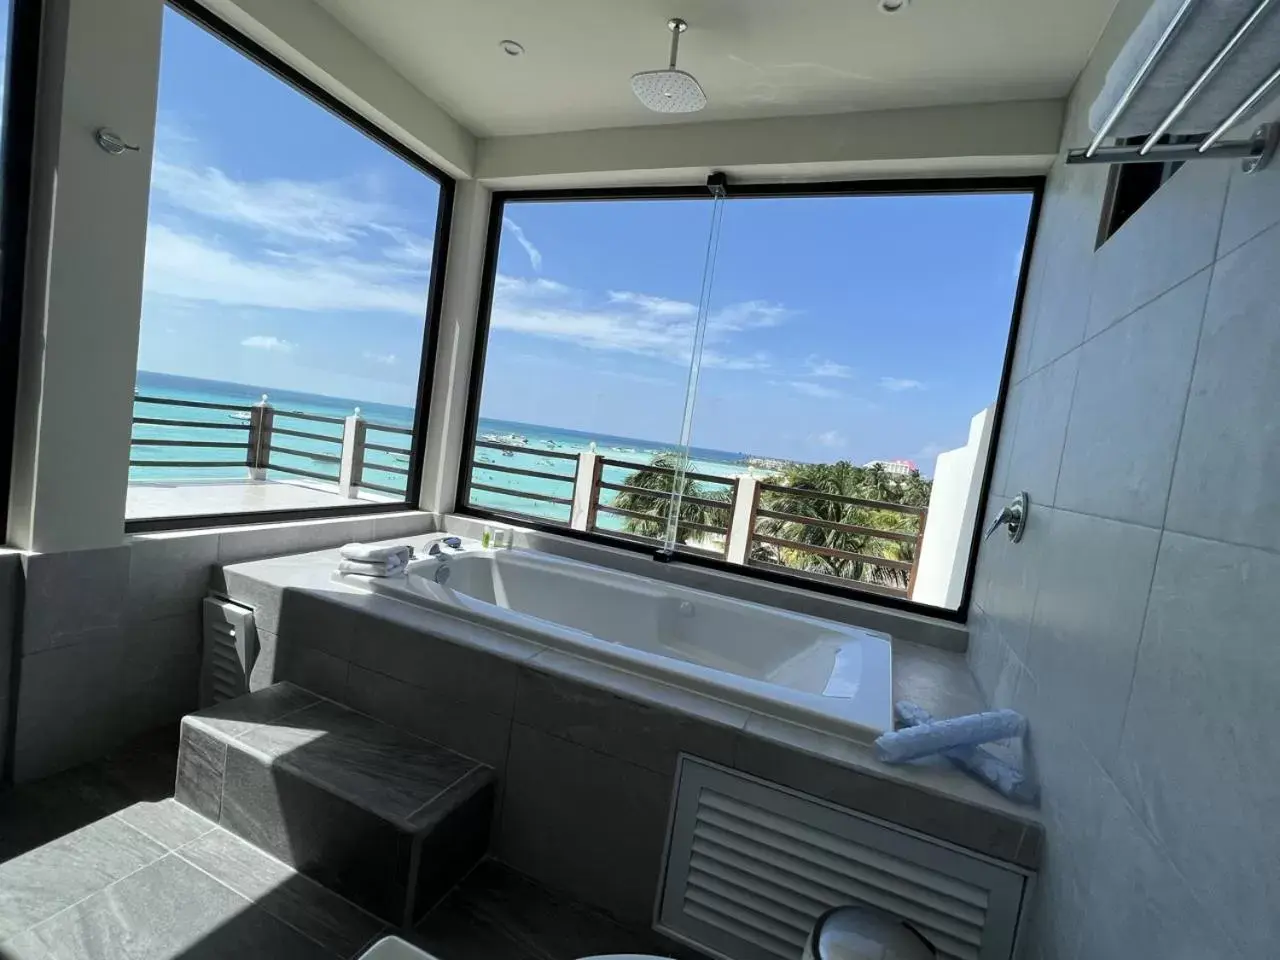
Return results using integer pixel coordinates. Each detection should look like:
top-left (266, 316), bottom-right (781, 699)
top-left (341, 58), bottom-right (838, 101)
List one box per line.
top-left (630, 18), bottom-right (707, 114)
top-left (499, 39), bottom-right (524, 56)
top-left (878, 0), bottom-right (910, 13)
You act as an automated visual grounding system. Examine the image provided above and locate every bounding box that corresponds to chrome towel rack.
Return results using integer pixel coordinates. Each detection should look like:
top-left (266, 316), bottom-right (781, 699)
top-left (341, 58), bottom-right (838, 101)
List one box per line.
top-left (1067, 0), bottom-right (1280, 174)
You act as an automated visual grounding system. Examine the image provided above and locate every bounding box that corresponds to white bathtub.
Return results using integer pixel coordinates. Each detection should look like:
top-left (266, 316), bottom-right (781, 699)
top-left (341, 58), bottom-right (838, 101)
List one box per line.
top-left (338, 548), bottom-right (894, 740)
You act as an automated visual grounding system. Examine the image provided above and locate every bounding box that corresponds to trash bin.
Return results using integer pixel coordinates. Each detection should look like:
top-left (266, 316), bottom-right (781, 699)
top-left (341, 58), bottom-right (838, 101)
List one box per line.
top-left (802, 905), bottom-right (937, 960)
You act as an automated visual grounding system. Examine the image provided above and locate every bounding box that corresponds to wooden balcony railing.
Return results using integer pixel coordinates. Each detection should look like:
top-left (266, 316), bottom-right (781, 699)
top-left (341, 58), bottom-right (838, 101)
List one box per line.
top-left (467, 443), bottom-right (928, 597)
top-left (130, 394), bottom-right (412, 500)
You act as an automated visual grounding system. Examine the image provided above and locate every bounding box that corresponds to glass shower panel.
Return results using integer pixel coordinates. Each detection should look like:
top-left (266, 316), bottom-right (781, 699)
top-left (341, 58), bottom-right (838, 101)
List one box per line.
top-left (683, 190), bottom-right (1035, 608)
top-left (465, 196), bottom-right (714, 539)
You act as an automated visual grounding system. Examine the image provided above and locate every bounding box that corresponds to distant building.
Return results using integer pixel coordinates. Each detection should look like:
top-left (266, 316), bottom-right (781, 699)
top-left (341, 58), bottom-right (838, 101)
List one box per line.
top-left (863, 459), bottom-right (917, 476)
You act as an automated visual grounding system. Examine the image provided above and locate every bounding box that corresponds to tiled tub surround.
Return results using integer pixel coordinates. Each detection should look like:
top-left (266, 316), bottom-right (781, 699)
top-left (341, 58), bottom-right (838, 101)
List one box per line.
top-left (350, 547), bottom-right (895, 741)
top-left (174, 683), bottom-right (495, 927)
top-left (219, 540), bottom-right (1041, 926)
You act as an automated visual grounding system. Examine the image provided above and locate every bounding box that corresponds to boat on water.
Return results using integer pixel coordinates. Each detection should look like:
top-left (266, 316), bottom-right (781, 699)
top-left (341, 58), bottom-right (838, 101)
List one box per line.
top-left (543, 440), bottom-right (558, 448)
top-left (502, 450), bottom-right (515, 457)
top-left (229, 411), bottom-right (252, 421)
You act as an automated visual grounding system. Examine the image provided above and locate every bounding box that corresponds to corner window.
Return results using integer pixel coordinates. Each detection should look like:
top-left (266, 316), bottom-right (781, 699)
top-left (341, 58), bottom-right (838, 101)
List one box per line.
top-left (126, 3), bottom-right (451, 528)
top-left (461, 182), bottom-right (1038, 616)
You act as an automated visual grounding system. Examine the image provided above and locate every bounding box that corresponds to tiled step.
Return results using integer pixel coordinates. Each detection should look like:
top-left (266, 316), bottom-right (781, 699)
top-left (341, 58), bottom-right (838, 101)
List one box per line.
top-left (174, 682), bottom-right (496, 928)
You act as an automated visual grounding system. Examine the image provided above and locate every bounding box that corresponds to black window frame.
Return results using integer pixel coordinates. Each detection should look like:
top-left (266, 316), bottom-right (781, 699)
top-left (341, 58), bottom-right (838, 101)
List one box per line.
top-left (0, 0), bottom-right (43, 542)
top-left (456, 176), bottom-right (1045, 623)
top-left (124, 0), bottom-right (455, 534)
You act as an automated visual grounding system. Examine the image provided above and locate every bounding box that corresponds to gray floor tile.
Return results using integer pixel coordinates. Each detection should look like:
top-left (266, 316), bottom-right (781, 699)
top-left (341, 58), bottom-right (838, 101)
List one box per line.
top-left (21, 854), bottom-right (333, 960)
top-left (178, 827), bottom-right (384, 959)
top-left (234, 700), bottom-right (484, 826)
top-left (115, 800), bottom-right (215, 851)
top-left (414, 861), bottom-right (702, 960)
top-left (0, 817), bottom-right (165, 941)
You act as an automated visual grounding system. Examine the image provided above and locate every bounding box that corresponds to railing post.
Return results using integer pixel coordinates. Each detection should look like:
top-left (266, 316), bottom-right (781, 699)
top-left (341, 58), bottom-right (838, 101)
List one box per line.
top-left (570, 451), bottom-right (599, 531)
top-left (246, 394), bottom-right (273, 481)
top-left (339, 407), bottom-right (367, 498)
top-left (725, 474), bottom-right (760, 566)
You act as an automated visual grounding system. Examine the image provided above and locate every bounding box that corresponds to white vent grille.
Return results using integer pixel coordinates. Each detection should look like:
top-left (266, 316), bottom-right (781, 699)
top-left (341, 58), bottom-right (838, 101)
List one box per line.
top-left (200, 597), bottom-right (257, 706)
top-left (658, 759), bottom-right (1027, 960)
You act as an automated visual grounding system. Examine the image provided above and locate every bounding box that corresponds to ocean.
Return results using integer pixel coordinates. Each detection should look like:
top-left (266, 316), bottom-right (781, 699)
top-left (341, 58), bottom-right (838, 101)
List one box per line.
top-left (131, 371), bottom-right (754, 528)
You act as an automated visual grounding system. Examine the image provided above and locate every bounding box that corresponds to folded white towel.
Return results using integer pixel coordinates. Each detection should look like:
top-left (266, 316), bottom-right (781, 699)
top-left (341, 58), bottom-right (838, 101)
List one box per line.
top-left (340, 543), bottom-right (411, 565)
top-left (338, 557), bottom-right (407, 578)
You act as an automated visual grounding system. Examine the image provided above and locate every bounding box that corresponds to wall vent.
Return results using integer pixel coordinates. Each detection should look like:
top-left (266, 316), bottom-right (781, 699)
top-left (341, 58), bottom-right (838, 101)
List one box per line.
top-left (657, 758), bottom-right (1028, 960)
top-left (200, 597), bottom-right (258, 706)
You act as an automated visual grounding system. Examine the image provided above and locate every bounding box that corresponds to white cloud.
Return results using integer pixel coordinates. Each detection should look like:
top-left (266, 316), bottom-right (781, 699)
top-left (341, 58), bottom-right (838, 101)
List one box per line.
top-left (502, 217), bottom-right (542, 272)
top-left (783, 381), bottom-right (841, 399)
top-left (144, 224), bottom-right (429, 315)
top-left (703, 351), bottom-right (771, 371)
top-left (880, 376), bottom-right (925, 392)
top-left (807, 357), bottom-right (853, 378)
top-left (816, 430), bottom-right (846, 448)
top-left (364, 351), bottom-right (397, 365)
top-left (607, 290), bottom-right (697, 317)
top-left (490, 273), bottom-right (781, 371)
top-left (241, 335), bottom-right (294, 353)
top-left (151, 158), bottom-right (405, 248)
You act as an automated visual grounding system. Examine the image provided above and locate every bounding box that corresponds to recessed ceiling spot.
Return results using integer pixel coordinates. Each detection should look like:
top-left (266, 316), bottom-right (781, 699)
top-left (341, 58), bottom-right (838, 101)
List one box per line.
top-left (878, 0), bottom-right (910, 13)
top-left (499, 39), bottom-right (524, 56)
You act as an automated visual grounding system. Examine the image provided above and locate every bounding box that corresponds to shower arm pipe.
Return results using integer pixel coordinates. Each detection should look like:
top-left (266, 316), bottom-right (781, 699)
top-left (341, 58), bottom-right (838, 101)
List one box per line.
top-left (668, 17), bottom-right (687, 70)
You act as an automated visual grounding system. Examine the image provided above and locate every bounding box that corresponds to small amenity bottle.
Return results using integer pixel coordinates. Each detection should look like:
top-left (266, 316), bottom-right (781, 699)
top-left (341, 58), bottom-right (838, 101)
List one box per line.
top-left (481, 526), bottom-right (493, 548)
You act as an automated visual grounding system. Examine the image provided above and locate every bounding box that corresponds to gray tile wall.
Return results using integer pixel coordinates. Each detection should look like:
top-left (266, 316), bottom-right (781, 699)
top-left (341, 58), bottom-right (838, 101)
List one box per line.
top-left (0, 554), bottom-right (22, 781)
top-left (970, 84), bottom-right (1280, 959)
top-left (6, 512), bottom-right (437, 784)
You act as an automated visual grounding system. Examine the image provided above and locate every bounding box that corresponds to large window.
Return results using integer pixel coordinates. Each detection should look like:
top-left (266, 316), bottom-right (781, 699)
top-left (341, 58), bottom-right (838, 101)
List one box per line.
top-left (126, 2), bottom-right (451, 527)
top-left (461, 181), bottom-right (1038, 616)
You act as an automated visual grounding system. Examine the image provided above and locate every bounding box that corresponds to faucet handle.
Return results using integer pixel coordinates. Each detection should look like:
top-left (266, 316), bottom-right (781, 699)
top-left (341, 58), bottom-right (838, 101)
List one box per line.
top-left (985, 492), bottom-right (1029, 543)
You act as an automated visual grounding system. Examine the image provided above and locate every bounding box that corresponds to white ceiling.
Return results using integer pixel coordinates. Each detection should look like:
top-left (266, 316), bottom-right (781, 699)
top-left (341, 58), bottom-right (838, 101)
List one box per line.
top-left (312, 0), bottom-right (1120, 138)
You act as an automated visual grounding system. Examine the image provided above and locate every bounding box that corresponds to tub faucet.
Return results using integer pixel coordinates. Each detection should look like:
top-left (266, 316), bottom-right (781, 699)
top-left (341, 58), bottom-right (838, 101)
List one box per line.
top-left (427, 542), bottom-right (452, 585)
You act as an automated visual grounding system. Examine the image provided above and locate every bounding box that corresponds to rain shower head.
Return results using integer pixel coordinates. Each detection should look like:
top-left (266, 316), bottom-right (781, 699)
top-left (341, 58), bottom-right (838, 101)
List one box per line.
top-left (630, 18), bottom-right (707, 114)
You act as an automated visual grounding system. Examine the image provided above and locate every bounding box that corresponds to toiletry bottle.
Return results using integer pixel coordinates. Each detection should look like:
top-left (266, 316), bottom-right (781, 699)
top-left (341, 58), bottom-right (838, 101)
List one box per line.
top-left (493, 528), bottom-right (510, 550)
top-left (481, 526), bottom-right (493, 549)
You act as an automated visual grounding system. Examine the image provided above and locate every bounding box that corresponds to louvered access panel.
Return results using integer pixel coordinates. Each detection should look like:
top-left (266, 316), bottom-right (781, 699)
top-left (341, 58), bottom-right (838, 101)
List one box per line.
top-left (657, 759), bottom-right (1028, 960)
top-left (200, 597), bottom-right (258, 706)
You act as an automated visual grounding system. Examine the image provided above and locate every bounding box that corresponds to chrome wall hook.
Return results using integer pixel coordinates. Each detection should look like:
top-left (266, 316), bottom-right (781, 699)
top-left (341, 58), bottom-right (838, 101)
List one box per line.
top-left (94, 127), bottom-right (140, 156)
top-left (985, 491), bottom-right (1029, 543)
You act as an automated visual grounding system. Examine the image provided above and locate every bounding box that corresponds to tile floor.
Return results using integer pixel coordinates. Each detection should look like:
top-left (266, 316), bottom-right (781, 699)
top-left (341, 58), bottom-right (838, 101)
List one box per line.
top-left (0, 726), bottom-right (702, 960)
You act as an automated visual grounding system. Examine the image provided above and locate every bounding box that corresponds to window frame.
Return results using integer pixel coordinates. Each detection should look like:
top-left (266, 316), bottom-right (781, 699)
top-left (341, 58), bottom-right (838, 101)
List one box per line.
top-left (456, 176), bottom-right (1045, 623)
top-left (0, 0), bottom-right (44, 541)
top-left (124, 0), bottom-right (455, 534)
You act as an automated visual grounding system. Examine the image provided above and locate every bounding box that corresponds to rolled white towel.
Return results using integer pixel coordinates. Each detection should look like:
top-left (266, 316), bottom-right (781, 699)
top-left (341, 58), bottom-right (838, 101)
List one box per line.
top-left (340, 543), bottom-right (411, 565)
top-left (338, 556), bottom-right (407, 578)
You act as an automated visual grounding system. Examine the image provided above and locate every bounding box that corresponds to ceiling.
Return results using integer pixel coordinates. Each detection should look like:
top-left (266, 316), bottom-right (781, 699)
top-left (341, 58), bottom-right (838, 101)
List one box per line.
top-left (312, 0), bottom-right (1121, 138)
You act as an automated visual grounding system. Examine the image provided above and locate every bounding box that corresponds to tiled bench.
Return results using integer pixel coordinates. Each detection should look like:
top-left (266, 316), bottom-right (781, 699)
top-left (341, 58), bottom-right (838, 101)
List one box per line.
top-left (175, 683), bottom-right (495, 927)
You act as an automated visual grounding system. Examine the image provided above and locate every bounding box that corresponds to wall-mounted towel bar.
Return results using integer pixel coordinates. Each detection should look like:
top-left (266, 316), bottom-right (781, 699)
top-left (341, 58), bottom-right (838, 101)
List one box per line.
top-left (1067, 0), bottom-right (1280, 174)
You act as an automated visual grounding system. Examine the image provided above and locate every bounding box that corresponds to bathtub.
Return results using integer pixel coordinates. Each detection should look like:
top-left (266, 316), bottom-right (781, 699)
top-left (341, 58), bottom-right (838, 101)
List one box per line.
top-left (338, 547), bottom-right (894, 740)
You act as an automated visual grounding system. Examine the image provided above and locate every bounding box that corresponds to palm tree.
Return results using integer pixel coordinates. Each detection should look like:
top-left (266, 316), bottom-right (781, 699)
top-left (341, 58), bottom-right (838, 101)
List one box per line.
top-left (756, 461), bottom-right (931, 590)
top-left (610, 452), bottom-right (732, 546)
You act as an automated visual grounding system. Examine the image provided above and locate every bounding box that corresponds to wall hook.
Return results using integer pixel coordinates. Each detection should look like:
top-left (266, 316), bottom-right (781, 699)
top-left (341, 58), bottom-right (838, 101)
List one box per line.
top-left (985, 491), bottom-right (1029, 543)
top-left (94, 127), bottom-right (140, 156)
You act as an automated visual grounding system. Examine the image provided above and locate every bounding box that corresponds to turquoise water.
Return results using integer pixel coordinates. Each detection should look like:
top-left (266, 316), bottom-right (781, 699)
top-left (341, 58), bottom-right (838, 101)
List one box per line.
top-left (131, 372), bottom-right (753, 524)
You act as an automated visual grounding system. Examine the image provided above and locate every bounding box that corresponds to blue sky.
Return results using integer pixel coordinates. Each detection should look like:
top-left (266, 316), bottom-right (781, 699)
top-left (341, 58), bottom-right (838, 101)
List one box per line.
top-left (136, 7), bottom-right (1033, 469)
